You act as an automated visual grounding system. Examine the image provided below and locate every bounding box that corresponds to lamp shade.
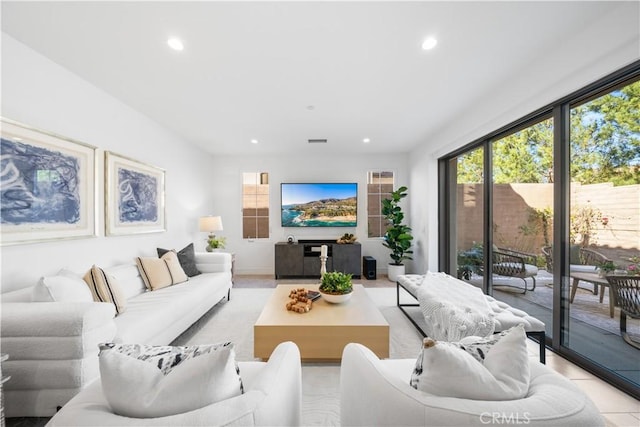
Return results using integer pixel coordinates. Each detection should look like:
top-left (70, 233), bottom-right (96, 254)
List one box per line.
top-left (199, 216), bottom-right (223, 232)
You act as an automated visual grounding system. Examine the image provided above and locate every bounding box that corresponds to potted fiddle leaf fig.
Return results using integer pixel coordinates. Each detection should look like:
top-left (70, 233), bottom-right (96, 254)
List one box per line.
top-left (381, 186), bottom-right (413, 281)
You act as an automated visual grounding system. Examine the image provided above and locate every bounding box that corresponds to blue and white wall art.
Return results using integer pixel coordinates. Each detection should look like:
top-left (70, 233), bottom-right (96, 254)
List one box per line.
top-left (0, 118), bottom-right (96, 245)
top-left (105, 151), bottom-right (165, 235)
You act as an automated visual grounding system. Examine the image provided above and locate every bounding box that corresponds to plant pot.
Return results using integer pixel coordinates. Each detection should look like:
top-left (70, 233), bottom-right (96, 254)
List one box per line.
top-left (320, 290), bottom-right (353, 304)
top-left (387, 263), bottom-right (405, 282)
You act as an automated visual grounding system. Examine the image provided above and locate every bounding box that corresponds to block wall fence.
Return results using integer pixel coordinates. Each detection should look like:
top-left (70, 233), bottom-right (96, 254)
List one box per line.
top-left (456, 183), bottom-right (639, 259)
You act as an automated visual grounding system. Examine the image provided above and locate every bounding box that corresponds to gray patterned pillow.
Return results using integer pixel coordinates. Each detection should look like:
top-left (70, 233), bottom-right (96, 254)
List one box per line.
top-left (409, 325), bottom-right (530, 400)
top-left (99, 341), bottom-right (243, 417)
top-left (449, 328), bottom-right (512, 363)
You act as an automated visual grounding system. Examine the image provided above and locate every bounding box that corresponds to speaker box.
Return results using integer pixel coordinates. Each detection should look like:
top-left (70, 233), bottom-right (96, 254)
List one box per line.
top-left (362, 256), bottom-right (377, 280)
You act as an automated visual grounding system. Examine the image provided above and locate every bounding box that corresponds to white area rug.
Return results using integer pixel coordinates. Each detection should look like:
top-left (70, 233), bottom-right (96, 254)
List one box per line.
top-left (172, 287), bottom-right (424, 426)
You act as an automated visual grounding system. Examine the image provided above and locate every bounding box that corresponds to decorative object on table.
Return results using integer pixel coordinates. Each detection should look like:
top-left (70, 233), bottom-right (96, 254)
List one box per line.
top-left (319, 244), bottom-right (328, 277)
top-left (319, 271), bottom-right (353, 303)
top-left (199, 215), bottom-right (225, 251)
top-left (105, 151), bottom-right (165, 236)
top-left (596, 260), bottom-right (616, 277)
top-left (285, 288), bottom-right (314, 313)
top-left (1, 117), bottom-right (97, 245)
top-left (625, 256), bottom-right (640, 274)
top-left (381, 186), bottom-right (413, 281)
top-left (286, 234), bottom-right (295, 244)
top-left (337, 233), bottom-right (357, 244)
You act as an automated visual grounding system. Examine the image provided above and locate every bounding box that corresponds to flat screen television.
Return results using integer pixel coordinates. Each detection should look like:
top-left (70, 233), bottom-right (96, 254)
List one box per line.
top-left (281, 183), bottom-right (357, 227)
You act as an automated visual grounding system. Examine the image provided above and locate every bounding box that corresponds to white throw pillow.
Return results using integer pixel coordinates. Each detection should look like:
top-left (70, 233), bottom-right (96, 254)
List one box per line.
top-left (99, 342), bottom-right (243, 418)
top-left (32, 269), bottom-right (93, 302)
top-left (410, 324), bottom-right (530, 400)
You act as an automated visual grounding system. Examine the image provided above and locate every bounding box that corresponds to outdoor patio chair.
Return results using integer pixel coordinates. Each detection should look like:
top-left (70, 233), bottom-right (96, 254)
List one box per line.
top-left (606, 275), bottom-right (640, 350)
top-left (492, 247), bottom-right (538, 294)
top-left (542, 246), bottom-right (612, 295)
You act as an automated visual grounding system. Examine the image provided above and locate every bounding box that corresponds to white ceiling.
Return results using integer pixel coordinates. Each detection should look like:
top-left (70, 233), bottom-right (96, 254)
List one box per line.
top-left (1, 1), bottom-right (637, 156)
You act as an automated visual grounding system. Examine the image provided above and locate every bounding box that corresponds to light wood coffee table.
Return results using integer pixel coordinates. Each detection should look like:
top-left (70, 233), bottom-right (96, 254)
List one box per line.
top-left (254, 284), bottom-right (389, 361)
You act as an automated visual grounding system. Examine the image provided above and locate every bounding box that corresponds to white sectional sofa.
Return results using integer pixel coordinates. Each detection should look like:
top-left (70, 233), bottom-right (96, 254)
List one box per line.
top-left (1, 252), bottom-right (233, 417)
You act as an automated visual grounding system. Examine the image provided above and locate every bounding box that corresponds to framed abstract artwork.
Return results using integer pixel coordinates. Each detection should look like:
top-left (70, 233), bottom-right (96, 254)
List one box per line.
top-left (1, 118), bottom-right (97, 245)
top-left (105, 151), bottom-right (165, 235)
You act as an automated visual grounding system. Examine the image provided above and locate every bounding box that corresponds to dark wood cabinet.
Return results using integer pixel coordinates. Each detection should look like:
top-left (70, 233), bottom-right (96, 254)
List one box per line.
top-left (274, 243), bottom-right (304, 278)
top-left (333, 244), bottom-right (362, 276)
top-left (275, 241), bottom-right (361, 279)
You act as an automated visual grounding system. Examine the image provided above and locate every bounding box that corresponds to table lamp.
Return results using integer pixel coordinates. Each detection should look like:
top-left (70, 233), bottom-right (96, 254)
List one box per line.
top-left (199, 215), bottom-right (224, 252)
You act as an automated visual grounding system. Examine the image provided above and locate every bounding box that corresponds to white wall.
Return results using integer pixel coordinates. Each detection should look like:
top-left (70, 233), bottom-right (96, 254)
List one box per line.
top-left (3, 0), bottom-right (638, 288)
top-left (207, 153), bottom-right (409, 275)
top-left (409, 3), bottom-right (640, 274)
top-left (1, 34), bottom-right (217, 292)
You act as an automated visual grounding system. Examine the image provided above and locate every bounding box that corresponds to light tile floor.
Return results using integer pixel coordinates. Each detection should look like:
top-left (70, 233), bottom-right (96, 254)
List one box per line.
top-left (526, 340), bottom-right (640, 427)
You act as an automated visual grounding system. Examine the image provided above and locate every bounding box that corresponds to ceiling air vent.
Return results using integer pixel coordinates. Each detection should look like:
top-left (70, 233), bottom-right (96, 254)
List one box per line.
top-left (308, 139), bottom-right (327, 144)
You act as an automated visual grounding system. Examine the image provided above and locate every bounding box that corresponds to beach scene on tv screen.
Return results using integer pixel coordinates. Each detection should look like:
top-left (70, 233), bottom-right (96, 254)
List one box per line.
top-left (281, 183), bottom-right (357, 227)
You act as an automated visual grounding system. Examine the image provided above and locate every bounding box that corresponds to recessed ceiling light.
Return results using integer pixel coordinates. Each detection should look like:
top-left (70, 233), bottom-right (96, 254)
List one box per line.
top-left (251, 139), bottom-right (259, 144)
top-left (363, 138), bottom-right (371, 143)
top-left (167, 37), bottom-right (184, 51)
top-left (306, 105), bottom-right (315, 111)
top-left (422, 37), bottom-right (438, 50)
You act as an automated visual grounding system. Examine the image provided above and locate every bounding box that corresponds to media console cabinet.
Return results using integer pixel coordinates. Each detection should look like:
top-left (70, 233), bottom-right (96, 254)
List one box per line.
top-left (275, 240), bottom-right (361, 279)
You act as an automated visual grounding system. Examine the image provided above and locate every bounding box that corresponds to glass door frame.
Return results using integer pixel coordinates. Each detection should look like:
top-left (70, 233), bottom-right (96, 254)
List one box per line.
top-left (438, 60), bottom-right (640, 399)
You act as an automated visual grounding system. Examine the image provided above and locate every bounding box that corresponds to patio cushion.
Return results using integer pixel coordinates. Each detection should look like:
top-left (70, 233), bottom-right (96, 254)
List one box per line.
top-left (570, 264), bottom-right (597, 273)
top-left (493, 262), bottom-right (538, 276)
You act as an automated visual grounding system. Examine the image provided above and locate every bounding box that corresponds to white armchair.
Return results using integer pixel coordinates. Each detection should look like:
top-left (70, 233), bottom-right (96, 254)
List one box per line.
top-left (47, 341), bottom-right (302, 426)
top-left (340, 343), bottom-right (604, 427)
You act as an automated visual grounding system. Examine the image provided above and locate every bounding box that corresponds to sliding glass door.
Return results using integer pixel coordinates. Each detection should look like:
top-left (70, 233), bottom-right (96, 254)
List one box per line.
top-left (439, 65), bottom-right (640, 397)
top-left (451, 148), bottom-right (485, 289)
top-left (565, 80), bottom-right (640, 386)
top-left (490, 118), bottom-right (554, 339)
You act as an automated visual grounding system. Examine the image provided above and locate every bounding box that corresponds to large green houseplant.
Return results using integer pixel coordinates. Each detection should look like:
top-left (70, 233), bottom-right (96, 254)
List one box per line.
top-left (381, 186), bottom-right (413, 281)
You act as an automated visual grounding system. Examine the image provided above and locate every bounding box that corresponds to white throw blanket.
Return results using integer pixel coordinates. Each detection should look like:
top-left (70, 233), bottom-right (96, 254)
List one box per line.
top-left (417, 272), bottom-right (496, 341)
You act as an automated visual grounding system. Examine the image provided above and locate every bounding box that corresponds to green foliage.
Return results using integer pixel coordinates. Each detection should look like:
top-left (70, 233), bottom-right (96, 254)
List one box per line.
top-left (456, 80), bottom-right (640, 186)
top-left (492, 118), bottom-right (554, 184)
top-left (381, 186), bottom-right (413, 265)
top-left (456, 148), bottom-right (484, 183)
top-left (457, 243), bottom-right (485, 279)
top-left (207, 236), bottom-right (226, 249)
top-left (320, 271), bottom-right (353, 294)
top-left (570, 81), bottom-right (640, 186)
top-left (597, 260), bottom-right (616, 273)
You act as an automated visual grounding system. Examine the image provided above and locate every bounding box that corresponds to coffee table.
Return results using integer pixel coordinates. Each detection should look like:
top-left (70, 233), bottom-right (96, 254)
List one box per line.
top-left (254, 284), bottom-right (389, 361)
top-left (570, 271), bottom-right (616, 318)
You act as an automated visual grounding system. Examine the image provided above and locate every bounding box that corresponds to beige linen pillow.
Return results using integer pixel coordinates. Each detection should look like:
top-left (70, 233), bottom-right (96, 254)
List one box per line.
top-left (83, 265), bottom-right (127, 315)
top-left (136, 250), bottom-right (188, 291)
